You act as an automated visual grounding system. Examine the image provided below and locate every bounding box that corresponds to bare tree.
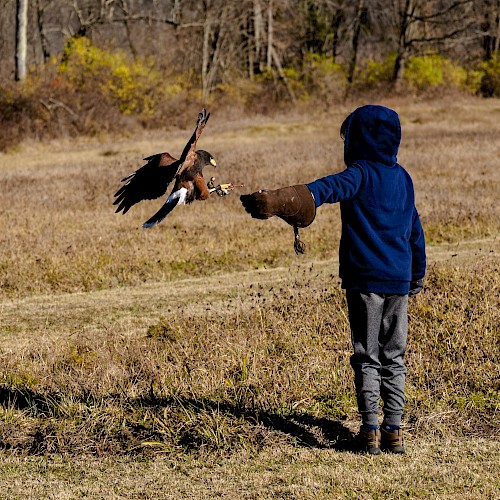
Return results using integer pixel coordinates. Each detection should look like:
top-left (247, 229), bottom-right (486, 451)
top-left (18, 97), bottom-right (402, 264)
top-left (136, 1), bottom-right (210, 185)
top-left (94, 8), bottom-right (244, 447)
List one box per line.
top-left (330, 3), bottom-right (345, 59)
top-left (253, 0), bottom-right (265, 74)
top-left (201, 1), bottom-right (228, 102)
top-left (392, 0), bottom-right (414, 88)
top-left (347, 0), bottom-right (365, 84)
top-left (1, 0), bottom-right (492, 94)
top-left (15, 0), bottom-right (28, 80)
top-left (34, 0), bottom-right (55, 65)
top-left (391, 0), bottom-right (475, 89)
top-left (477, 0), bottom-right (500, 60)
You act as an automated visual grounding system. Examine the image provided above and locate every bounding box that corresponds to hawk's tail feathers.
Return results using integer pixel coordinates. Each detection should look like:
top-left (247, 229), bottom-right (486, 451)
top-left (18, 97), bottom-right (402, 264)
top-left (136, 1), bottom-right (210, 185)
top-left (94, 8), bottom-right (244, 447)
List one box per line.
top-left (142, 188), bottom-right (188, 228)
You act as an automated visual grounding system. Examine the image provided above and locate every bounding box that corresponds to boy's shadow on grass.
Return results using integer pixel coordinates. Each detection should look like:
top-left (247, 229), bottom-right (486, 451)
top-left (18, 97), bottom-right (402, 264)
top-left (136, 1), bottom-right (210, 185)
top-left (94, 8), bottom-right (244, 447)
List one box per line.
top-left (138, 395), bottom-right (357, 453)
top-left (255, 411), bottom-right (356, 452)
top-left (0, 386), bottom-right (357, 453)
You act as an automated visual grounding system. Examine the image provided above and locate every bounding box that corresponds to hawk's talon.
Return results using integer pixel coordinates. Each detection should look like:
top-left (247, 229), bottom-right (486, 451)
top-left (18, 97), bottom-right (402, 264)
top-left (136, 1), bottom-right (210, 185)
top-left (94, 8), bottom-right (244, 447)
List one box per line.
top-left (218, 183), bottom-right (232, 196)
top-left (208, 181), bottom-right (244, 196)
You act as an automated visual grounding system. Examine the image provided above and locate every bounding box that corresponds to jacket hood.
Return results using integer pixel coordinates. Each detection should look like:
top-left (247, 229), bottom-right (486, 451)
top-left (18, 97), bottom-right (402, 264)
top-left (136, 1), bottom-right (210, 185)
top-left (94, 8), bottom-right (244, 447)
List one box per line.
top-left (343, 105), bottom-right (401, 166)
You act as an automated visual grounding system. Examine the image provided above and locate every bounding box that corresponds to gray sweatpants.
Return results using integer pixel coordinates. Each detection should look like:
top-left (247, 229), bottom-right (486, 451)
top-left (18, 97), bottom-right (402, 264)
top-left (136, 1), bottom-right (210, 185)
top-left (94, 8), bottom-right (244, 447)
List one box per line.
top-left (346, 290), bottom-right (408, 427)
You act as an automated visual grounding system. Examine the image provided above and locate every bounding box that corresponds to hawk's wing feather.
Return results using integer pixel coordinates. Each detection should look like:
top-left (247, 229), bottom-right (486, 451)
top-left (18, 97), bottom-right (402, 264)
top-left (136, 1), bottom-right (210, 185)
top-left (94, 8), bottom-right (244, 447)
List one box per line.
top-left (113, 153), bottom-right (180, 214)
top-left (143, 152), bottom-right (177, 164)
top-left (176, 108), bottom-right (210, 177)
top-left (114, 108), bottom-right (210, 217)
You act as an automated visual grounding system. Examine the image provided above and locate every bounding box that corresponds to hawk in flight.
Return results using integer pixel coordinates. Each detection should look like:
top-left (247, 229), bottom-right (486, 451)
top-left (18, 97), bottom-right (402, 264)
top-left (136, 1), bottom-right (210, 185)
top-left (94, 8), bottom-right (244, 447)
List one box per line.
top-left (113, 108), bottom-right (216, 227)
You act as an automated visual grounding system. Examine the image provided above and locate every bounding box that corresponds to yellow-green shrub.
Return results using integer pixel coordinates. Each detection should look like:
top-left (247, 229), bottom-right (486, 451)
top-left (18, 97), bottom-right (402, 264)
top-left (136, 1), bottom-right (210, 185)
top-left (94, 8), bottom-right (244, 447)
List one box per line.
top-left (404, 53), bottom-right (468, 92)
top-left (0, 37), bottom-right (200, 150)
top-left (477, 57), bottom-right (500, 97)
top-left (300, 53), bottom-right (347, 103)
top-left (214, 78), bottom-right (261, 106)
top-left (464, 69), bottom-right (484, 95)
top-left (360, 53), bottom-right (397, 85)
top-left (58, 36), bottom-right (179, 115)
top-left (359, 53), bottom-right (473, 93)
top-left (404, 53), bottom-right (443, 90)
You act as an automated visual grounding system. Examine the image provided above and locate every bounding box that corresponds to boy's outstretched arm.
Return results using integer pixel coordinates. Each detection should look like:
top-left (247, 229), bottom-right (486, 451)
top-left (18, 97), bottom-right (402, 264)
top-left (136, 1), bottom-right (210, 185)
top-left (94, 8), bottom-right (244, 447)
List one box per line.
top-left (240, 166), bottom-right (363, 226)
top-left (306, 166), bottom-right (363, 206)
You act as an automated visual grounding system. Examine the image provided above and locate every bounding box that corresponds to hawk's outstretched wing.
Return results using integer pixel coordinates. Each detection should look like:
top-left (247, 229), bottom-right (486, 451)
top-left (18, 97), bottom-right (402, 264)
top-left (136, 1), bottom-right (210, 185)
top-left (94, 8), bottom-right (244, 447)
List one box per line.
top-left (113, 109), bottom-right (210, 215)
top-left (176, 108), bottom-right (210, 177)
top-left (113, 153), bottom-right (179, 214)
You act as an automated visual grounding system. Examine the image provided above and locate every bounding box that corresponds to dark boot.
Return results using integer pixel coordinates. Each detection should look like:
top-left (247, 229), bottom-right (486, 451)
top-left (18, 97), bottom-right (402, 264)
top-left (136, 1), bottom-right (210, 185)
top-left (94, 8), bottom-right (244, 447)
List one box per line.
top-left (381, 427), bottom-right (405, 454)
top-left (357, 427), bottom-right (381, 455)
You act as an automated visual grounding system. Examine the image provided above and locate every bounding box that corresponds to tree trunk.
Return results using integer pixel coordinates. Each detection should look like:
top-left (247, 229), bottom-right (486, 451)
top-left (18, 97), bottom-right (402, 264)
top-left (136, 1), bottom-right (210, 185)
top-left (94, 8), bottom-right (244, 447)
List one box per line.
top-left (267, 0), bottom-right (273, 71)
top-left (254, 0), bottom-right (264, 73)
top-left (201, 4), bottom-right (227, 103)
top-left (172, 0), bottom-right (181, 25)
top-left (202, 17), bottom-right (212, 102)
top-left (205, 24), bottom-right (225, 102)
top-left (392, 49), bottom-right (408, 89)
top-left (330, 8), bottom-right (343, 59)
top-left (494, 0), bottom-right (500, 56)
top-left (347, 0), bottom-right (365, 84)
top-left (35, 0), bottom-right (50, 64)
top-left (270, 45), bottom-right (296, 102)
top-left (392, 0), bottom-right (413, 90)
top-left (15, 0), bottom-right (28, 81)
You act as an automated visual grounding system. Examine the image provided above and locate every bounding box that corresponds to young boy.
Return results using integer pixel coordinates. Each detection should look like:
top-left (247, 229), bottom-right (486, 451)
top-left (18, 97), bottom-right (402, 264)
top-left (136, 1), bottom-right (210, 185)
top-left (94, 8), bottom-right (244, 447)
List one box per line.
top-left (240, 105), bottom-right (426, 455)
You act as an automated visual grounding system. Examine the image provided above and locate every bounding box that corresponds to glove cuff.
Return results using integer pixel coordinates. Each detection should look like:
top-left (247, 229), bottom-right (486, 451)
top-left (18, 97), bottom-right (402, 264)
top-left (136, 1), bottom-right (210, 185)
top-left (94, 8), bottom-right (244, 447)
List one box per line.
top-left (276, 185), bottom-right (316, 228)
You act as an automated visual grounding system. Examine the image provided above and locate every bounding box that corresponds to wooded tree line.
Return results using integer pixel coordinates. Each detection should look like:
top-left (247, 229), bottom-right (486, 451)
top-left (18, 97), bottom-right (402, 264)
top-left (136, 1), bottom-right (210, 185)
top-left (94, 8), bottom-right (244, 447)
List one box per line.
top-left (3, 0), bottom-right (499, 96)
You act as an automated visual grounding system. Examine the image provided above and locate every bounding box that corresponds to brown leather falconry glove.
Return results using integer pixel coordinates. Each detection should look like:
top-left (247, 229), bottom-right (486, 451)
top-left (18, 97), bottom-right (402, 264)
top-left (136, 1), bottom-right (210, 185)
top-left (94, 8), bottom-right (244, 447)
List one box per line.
top-left (240, 185), bottom-right (316, 254)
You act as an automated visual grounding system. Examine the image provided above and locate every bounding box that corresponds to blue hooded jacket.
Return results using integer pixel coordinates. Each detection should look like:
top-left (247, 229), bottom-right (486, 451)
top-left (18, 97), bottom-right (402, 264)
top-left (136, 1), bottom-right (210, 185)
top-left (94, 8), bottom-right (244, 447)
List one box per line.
top-left (306, 105), bottom-right (426, 294)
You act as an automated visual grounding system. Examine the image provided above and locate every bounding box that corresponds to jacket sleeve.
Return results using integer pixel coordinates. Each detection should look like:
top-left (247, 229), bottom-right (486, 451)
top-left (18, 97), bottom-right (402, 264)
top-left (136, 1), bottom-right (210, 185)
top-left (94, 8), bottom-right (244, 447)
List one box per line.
top-left (306, 165), bottom-right (363, 208)
top-left (410, 207), bottom-right (426, 280)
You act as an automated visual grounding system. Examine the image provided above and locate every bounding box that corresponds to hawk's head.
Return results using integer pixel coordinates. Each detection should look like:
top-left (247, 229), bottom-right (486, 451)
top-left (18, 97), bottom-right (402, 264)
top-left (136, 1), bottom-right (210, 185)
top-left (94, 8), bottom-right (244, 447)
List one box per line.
top-left (196, 150), bottom-right (217, 169)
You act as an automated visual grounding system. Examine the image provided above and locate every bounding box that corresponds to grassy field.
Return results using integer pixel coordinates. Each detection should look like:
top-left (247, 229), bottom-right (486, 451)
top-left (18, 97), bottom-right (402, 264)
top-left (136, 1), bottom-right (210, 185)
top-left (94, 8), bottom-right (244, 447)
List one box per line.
top-left (0, 96), bottom-right (499, 498)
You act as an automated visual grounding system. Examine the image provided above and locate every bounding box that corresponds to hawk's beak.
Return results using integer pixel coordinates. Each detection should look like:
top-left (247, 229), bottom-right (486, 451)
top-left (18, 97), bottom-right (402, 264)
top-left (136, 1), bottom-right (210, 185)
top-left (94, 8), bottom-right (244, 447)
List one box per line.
top-left (210, 158), bottom-right (217, 167)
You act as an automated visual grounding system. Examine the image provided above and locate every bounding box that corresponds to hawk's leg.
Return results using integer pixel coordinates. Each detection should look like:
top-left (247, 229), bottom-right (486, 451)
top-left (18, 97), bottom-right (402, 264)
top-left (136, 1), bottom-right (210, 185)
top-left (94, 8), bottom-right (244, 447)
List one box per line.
top-left (194, 174), bottom-right (210, 200)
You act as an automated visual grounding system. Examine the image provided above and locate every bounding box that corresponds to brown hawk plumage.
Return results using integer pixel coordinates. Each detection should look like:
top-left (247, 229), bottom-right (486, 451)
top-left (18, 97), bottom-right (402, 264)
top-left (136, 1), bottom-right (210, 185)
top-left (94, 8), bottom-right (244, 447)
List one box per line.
top-left (113, 108), bottom-right (216, 227)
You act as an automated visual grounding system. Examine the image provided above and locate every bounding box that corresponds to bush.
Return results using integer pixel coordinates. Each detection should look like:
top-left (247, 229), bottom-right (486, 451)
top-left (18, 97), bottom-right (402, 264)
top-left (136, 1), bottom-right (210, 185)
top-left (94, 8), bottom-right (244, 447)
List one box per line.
top-left (300, 53), bottom-right (347, 104)
top-left (222, 53), bottom-right (347, 112)
top-left (404, 53), bottom-right (468, 93)
top-left (477, 57), bottom-right (500, 97)
top-left (0, 85), bottom-right (44, 151)
top-left (359, 53), bottom-right (476, 95)
top-left (359, 53), bottom-right (397, 86)
top-left (238, 69), bottom-right (301, 114)
top-left (59, 37), bottom-right (172, 115)
top-left (0, 37), bottom-right (200, 150)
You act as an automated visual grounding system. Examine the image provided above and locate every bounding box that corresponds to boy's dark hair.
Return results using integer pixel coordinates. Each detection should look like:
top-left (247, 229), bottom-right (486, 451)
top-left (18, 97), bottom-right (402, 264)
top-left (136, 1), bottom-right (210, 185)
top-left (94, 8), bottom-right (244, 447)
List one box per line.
top-left (340, 115), bottom-right (349, 141)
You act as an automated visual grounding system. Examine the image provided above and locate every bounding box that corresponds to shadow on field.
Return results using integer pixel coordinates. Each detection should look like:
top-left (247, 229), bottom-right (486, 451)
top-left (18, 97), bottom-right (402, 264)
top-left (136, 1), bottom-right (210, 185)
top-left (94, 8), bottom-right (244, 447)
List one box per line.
top-left (0, 386), bottom-right (58, 415)
top-left (259, 412), bottom-right (357, 452)
top-left (0, 386), bottom-right (357, 455)
top-left (134, 395), bottom-right (357, 453)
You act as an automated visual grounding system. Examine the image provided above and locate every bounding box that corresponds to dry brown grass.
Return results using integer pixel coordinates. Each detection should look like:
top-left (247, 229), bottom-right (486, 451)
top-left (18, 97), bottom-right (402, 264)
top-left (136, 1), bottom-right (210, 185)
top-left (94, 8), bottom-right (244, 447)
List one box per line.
top-left (1, 438), bottom-right (499, 499)
top-left (0, 251), bottom-right (498, 457)
top-left (1, 97), bottom-right (499, 298)
top-left (0, 96), bottom-right (499, 497)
